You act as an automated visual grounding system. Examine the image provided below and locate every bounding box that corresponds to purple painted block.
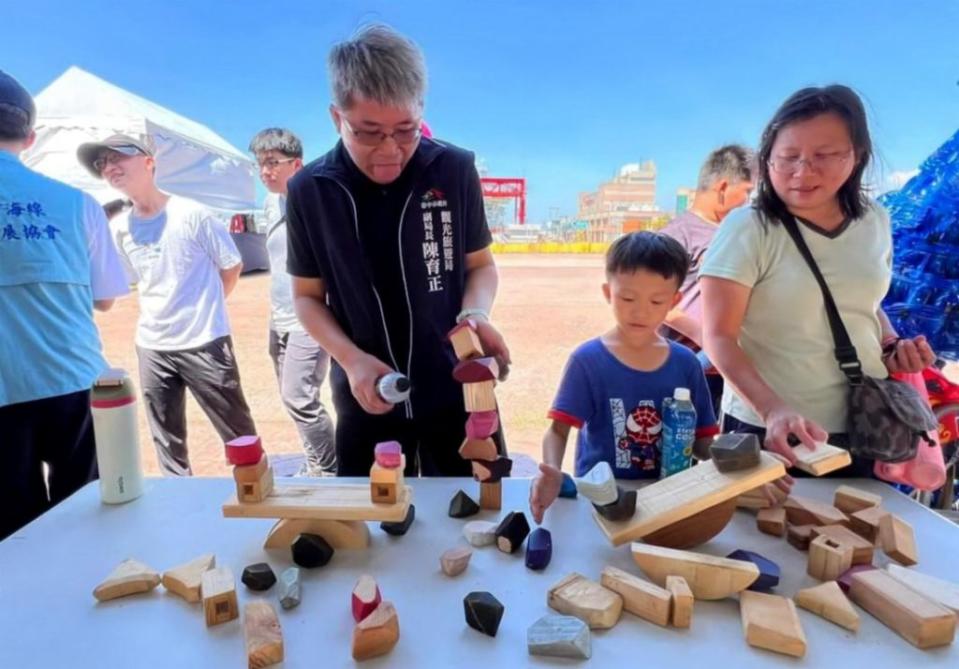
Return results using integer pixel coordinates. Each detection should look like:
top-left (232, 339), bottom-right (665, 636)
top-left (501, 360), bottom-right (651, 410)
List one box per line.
top-left (727, 549), bottom-right (780, 591)
top-left (466, 411), bottom-right (500, 440)
top-left (374, 441), bottom-right (403, 469)
top-left (525, 528), bottom-right (552, 570)
top-left (837, 564), bottom-right (877, 593)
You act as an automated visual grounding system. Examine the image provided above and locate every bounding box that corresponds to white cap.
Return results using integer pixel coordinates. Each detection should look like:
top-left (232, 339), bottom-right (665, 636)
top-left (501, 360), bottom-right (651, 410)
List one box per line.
top-left (673, 387), bottom-right (691, 401)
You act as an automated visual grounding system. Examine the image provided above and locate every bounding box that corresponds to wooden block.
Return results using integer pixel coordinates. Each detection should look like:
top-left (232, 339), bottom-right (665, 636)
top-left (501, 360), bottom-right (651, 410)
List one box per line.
top-left (600, 565), bottom-right (671, 627)
top-left (471, 456), bottom-right (512, 483)
top-left (709, 433), bottom-right (760, 472)
top-left (244, 601), bottom-right (284, 668)
top-left (237, 466), bottom-right (274, 503)
top-left (234, 454), bottom-right (268, 483)
top-left (833, 485), bottom-right (881, 515)
top-left (547, 572), bottom-right (623, 629)
top-left (756, 507), bottom-right (786, 537)
top-left (352, 574), bottom-right (382, 622)
top-left (373, 441), bottom-right (403, 469)
top-left (630, 544), bottom-right (759, 600)
top-left (666, 576), bottom-right (694, 628)
top-left (527, 614), bottom-right (591, 660)
top-left (791, 442), bottom-right (852, 476)
top-left (351, 600), bottom-right (400, 660)
top-left (93, 558), bottom-right (161, 602)
top-left (736, 483), bottom-right (788, 510)
top-left (463, 520), bottom-right (498, 547)
top-left (453, 356), bottom-right (499, 383)
top-left (201, 567), bottom-right (238, 626)
top-left (886, 564), bottom-right (959, 619)
top-left (641, 498), bottom-right (737, 550)
top-left (495, 511), bottom-right (530, 554)
top-left (794, 581), bottom-right (860, 631)
top-left (440, 547), bottom-right (473, 577)
top-left (162, 553), bottom-right (216, 603)
top-left (783, 495), bottom-right (848, 527)
top-left (739, 591), bottom-right (807, 658)
top-left (593, 486), bottom-right (637, 521)
top-left (370, 460), bottom-right (404, 504)
top-left (448, 320), bottom-right (484, 360)
top-left (463, 380), bottom-right (496, 412)
top-left (466, 410), bottom-right (499, 440)
top-left (575, 461), bottom-right (619, 506)
top-left (594, 453), bottom-right (786, 546)
top-left (479, 481), bottom-right (501, 510)
top-left (879, 513), bottom-right (918, 566)
top-left (807, 535), bottom-right (853, 581)
top-left (849, 506), bottom-right (889, 543)
top-left (849, 568), bottom-right (956, 649)
top-left (810, 524), bottom-right (874, 565)
top-left (225, 435), bottom-right (264, 466)
top-left (459, 437), bottom-right (497, 461)
top-left (223, 483), bottom-right (412, 523)
top-left (787, 524), bottom-right (816, 551)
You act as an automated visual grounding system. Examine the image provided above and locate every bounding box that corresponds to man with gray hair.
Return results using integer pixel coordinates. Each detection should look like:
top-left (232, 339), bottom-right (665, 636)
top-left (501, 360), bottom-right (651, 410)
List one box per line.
top-left (661, 144), bottom-right (754, 411)
top-left (286, 24), bottom-right (510, 476)
top-left (249, 127), bottom-right (336, 476)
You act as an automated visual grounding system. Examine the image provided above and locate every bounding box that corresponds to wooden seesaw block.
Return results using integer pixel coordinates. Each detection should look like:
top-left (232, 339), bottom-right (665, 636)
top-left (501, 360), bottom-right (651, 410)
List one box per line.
top-left (593, 452), bottom-right (786, 546)
top-left (630, 544), bottom-right (759, 600)
top-left (222, 483), bottom-right (412, 523)
top-left (791, 442), bottom-right (851, 476)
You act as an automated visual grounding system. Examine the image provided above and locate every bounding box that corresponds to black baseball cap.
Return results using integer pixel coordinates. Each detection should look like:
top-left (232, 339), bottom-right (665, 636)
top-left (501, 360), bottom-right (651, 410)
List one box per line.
top-left (0, 70), bottom-right (36, 140)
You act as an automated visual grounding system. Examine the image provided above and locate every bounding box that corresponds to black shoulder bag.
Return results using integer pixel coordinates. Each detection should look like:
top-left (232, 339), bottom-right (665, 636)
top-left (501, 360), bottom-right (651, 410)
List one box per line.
top-left (780, 214), bottom-right (937, 462)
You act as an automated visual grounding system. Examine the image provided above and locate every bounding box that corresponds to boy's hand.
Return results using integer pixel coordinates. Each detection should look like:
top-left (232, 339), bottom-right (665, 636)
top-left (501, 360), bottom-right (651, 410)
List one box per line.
top-left (529, 462), bottom-right (563, 524)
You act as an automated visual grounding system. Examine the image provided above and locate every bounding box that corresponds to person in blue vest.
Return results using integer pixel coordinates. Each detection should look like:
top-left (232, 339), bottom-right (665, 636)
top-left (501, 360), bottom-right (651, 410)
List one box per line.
top-left (286, 25), bottom-right (510, 476)
top-left (0, 70), bottom-right (129, 540)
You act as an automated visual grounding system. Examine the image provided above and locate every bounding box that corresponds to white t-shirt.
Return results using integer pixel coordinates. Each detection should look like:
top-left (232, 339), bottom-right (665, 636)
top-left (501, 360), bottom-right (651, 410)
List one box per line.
top-left (112, 194), bottom-right (242, 351)
top-left (263, 193), bottom-right (302, 334)
top-left (699, 201), bottom-right (892, 433)
top-left (81, 193), bottom-right (131, 301)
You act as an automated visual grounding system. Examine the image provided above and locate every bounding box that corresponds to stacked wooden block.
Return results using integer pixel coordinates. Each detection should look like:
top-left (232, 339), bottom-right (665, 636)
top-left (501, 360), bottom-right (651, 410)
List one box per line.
top-left (226, 435), bottom-right (274, 503)
top-left (448, 319), bottom-right (510, 510)
top-left (370, 441), bottom-right (405, 504)
top-left (351, 574), bottom-right (400, 660)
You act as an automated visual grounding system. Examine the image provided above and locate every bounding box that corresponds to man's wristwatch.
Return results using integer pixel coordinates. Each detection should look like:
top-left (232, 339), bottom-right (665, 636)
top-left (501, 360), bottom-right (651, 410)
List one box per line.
top-left (455, 308), bottom-right (489, 324)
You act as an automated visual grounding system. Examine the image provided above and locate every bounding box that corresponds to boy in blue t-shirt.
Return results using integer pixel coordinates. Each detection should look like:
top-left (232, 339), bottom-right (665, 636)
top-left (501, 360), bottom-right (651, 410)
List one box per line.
top-left (530, 231), bottom-right (719, 523)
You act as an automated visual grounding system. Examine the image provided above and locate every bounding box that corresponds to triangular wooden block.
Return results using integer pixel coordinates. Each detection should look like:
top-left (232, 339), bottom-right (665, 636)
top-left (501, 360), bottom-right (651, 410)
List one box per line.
top-left (94, 558), bottom-right (161, 602)
top-left (740, 591), bottom-right (807, 658)
top-left (794, 581), bottom-right (860, 631)
top-left (162, 553), bottom-right (216, 603)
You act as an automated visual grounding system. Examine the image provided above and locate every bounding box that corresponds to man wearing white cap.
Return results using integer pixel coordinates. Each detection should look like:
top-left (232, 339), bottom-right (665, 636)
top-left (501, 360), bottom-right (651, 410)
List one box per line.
top-left (77, 133), bottom-right (257, 476)
top-left (0, 70), bottom-right (128, 539)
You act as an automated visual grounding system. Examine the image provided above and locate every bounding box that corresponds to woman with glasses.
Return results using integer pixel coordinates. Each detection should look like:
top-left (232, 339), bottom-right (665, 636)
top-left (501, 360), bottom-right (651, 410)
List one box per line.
top-left (698, 85), bottom-right (934, 479)
top-left (285, 25), bottom-right (510, 477)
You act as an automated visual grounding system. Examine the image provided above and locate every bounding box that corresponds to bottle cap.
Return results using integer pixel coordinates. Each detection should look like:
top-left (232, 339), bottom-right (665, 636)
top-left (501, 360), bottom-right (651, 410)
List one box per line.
top-left (673, 387), bottom-right (691, 401)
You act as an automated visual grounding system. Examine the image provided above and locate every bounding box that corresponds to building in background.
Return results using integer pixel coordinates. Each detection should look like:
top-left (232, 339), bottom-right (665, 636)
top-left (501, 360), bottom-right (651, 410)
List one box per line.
top-left (675, 187), bottom-right (697, 214)
top-left (577, 161), bottom-right (668, 242)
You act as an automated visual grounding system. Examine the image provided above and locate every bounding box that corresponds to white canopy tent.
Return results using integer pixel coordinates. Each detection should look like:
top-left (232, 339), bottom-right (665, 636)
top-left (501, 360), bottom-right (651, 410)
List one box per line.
top-left (22, 66), bottom-right (256, 212)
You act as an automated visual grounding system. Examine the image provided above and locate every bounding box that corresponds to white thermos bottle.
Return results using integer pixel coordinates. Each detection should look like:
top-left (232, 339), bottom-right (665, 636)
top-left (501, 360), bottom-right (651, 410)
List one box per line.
top-left (91, 369), bottom-right (144, 504)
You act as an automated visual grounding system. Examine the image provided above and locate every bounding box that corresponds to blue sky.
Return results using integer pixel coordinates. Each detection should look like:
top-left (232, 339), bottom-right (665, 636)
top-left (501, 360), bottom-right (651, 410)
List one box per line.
top-left (3, 0), bottom-right (957, 223)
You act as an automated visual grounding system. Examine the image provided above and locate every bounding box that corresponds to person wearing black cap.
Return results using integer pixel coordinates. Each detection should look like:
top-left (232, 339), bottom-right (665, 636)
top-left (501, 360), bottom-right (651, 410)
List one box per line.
top-left (0, 70), bottom-right (129, 540)
top-left (77, 132), bottom-right (257, 476)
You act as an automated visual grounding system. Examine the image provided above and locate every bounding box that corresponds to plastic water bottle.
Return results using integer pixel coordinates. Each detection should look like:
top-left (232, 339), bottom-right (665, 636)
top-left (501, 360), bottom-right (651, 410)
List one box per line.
top-left (91, 369), bottom-right (144, 504)
top-left (660, 388), bottom-right (697, 479)
top-left (376, 372), bottom-right (411, 404)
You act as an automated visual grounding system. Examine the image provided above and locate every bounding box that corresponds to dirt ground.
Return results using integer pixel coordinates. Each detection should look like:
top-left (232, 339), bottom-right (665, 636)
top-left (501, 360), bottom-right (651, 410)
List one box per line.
top-left (94, 254), bottom-right (609, 477)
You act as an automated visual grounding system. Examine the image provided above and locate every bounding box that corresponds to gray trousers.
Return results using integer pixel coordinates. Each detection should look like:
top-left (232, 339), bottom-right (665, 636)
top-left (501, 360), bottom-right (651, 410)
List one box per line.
top-left (137, 335), bottom-right (257, 476)
top-left (268, 329), bottom-right (336, 474)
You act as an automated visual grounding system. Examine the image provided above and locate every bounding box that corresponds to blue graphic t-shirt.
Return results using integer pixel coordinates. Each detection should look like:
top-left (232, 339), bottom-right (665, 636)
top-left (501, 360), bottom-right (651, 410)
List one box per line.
top-left (548, 338), bottom-right (719, 479)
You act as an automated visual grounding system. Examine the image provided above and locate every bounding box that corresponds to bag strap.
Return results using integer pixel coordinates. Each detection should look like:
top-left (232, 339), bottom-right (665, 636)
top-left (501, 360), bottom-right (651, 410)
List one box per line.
top-left (779, 214), bottom-right (864, 384)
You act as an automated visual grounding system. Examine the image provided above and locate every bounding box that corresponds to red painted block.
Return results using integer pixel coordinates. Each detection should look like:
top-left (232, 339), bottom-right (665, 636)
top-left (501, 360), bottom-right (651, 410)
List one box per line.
top-left (466, 411), bottom-right (499, 440)
top-left (225, 435), bottom-right (263, 466)
top-left (374, 441), bottom-right (403, 469)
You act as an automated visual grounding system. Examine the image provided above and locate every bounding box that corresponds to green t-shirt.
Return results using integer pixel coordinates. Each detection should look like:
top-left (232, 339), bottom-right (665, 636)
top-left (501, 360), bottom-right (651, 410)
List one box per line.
top-left (700, 201), bottom-right (891, 433)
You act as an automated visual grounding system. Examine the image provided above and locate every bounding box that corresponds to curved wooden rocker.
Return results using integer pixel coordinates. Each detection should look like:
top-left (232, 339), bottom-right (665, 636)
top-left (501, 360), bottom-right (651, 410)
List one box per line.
top-left (631, 543), bottom-right (759, 600)
top-left (264, 518), bottom-right (371, 550)
top-left (641, 497), bottom-right (737, 549)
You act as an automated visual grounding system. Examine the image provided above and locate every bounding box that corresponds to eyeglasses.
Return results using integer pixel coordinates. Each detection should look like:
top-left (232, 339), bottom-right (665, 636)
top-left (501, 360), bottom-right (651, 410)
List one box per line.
top-left (257, 157), bottom-right (297, 172)
top-left (767, 150), bottom-right (854, 175)
top-left (341, 118), bottom-right (421, 147)
top-left (93, 149), bottom-right (141, 172)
